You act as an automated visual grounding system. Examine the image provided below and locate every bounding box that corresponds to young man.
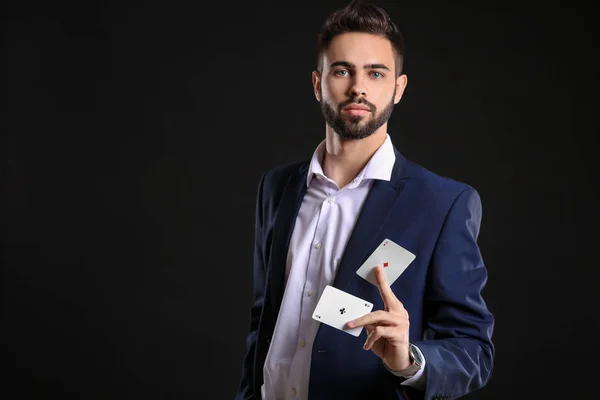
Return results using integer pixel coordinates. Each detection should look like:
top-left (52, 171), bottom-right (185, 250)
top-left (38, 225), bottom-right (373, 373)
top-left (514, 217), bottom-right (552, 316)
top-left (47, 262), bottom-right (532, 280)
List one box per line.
top-left (235, 1), bottom-right (495, 399)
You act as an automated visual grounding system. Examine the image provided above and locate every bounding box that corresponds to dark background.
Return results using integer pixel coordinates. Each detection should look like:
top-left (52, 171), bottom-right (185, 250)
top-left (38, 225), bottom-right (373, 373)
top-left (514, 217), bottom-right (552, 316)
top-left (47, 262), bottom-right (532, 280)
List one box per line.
top-left (2, 0), bottom-right (598, 399)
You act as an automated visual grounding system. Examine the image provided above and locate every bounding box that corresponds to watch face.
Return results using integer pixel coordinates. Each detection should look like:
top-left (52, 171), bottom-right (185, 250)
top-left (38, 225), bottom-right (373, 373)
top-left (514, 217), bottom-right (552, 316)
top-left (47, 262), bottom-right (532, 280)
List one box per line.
top-left (410, 344), bottom-right (424, 364)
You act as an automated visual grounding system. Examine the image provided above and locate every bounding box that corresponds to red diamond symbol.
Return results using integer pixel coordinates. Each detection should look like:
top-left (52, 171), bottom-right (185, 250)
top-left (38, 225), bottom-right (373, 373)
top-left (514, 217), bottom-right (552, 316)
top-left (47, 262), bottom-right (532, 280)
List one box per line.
top-left (383, 262), bottom-right (389, 268)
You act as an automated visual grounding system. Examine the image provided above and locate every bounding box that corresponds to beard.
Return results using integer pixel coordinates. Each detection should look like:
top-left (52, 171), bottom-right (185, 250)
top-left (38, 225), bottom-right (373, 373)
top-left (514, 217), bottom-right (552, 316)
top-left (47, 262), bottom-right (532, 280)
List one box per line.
top-left (320, 87), bottom-right (396, 141)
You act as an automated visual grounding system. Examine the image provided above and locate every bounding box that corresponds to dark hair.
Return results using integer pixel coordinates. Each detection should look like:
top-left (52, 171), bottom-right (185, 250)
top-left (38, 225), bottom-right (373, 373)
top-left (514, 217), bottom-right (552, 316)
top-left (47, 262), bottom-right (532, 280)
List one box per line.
top-left (316, 0), bottom-right (405, 76)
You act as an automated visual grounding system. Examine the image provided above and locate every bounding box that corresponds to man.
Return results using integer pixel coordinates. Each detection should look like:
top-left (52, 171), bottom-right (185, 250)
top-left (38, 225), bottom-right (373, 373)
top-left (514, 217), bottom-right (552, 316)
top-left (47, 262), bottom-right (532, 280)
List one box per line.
top-left (235, 1), bottom-right (495, 399)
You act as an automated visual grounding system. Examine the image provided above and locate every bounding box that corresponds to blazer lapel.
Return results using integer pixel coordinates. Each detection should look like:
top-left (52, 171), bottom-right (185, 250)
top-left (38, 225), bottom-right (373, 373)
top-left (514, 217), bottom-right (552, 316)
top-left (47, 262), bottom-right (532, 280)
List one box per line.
top-left (332, 149), bottom-right (410, 292)
top-left (268, 164), bottom-right (309, 319)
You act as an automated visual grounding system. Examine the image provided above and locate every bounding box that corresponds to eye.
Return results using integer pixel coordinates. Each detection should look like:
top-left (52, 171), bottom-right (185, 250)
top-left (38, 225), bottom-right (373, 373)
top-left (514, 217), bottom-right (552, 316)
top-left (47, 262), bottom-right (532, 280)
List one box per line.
top-left (370, 71), bottom-right (384, 79)
top-left (334, 69), bottom-right (349, 76)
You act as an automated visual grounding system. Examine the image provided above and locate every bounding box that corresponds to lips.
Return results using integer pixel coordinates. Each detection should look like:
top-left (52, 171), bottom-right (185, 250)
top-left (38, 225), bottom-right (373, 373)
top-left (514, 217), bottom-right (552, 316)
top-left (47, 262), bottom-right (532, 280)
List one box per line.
top-left (344, 105), bottom-right (370, 111)
top-left (343, 104), bottom-right (371, 116)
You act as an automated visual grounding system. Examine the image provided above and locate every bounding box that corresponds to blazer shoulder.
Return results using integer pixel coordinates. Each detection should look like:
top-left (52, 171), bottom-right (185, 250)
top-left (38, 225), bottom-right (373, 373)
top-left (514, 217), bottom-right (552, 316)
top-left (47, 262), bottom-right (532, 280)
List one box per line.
top-left (261, 160), bottom-right (309, 191)
top-left (403, 157), bottom-right (479, 201)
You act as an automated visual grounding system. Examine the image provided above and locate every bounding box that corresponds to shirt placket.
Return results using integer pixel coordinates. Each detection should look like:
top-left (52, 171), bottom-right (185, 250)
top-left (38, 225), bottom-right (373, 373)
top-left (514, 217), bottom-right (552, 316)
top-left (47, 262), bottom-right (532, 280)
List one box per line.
top-left (286, 184), bottom-right (335, 399)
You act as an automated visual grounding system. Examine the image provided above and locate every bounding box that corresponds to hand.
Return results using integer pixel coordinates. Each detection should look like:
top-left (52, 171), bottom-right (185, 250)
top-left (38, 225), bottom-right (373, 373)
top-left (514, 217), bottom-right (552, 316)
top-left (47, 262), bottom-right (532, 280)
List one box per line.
top-left (346, 266), bottom-right (412, 371)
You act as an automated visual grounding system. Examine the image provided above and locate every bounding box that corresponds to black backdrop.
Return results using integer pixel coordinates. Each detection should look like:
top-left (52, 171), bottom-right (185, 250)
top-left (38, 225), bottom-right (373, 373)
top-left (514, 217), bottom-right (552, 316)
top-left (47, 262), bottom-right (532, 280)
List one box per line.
top-left (3, 0), bottom-right (599, 399)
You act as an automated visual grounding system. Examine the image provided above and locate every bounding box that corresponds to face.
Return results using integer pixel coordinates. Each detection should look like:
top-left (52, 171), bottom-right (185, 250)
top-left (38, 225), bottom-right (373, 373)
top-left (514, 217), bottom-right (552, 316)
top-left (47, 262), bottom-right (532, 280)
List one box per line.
top-left (313, 32), bottom-right (407, 140)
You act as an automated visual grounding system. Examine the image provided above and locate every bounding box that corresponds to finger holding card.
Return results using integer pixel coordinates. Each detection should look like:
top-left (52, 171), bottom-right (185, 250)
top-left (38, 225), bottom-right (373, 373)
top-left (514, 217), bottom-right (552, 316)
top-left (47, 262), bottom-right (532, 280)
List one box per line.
top-left (375, 265), bottom-right (402, 312)
top-left (347, 266), bottom-right (412, 371)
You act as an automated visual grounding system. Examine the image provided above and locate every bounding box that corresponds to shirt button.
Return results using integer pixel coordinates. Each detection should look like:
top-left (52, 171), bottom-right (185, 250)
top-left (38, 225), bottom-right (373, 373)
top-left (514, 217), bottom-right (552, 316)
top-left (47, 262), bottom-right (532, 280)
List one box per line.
top-left (327, 197), bottom-right (334, 203)
top-left (291, 388), bottom-right (297, 396)
top-left (315, 242), bottom-right (321, 249)
top-left (299, 339), bottom-right (306, 347)
top-left (307, 290), bottom-right (313, 297)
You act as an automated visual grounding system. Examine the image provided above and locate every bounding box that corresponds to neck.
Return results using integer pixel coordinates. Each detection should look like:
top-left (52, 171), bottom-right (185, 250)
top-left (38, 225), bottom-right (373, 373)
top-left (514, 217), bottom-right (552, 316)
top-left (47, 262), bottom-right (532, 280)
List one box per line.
top-left (322, 125), bottom-right (388, 188)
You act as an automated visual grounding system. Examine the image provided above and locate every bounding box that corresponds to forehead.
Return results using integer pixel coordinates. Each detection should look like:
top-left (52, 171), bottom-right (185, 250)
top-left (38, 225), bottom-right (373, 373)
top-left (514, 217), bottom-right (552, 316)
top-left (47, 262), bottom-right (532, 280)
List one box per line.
top-left (323, 32), bottom-right (395, 68)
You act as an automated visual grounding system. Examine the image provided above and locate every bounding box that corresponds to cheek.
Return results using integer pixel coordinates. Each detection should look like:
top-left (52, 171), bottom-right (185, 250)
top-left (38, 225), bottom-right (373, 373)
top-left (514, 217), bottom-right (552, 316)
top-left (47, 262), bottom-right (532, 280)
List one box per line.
top-left (375, 88), bottom-right (396, 106)
top-left (322, 77), bottom-right (347, 101)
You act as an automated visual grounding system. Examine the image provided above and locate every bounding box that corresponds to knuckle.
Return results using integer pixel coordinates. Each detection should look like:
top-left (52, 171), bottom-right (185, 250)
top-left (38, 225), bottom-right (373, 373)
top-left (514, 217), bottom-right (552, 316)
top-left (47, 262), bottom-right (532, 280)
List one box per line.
top-left (391, 310), bottom-right (404, 320)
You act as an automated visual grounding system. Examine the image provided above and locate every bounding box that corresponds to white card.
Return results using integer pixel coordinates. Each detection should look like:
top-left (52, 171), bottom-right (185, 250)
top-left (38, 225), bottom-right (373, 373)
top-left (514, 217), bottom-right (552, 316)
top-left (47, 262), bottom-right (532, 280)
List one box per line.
top-left (312, 285), bottom-right (373, 337)
top-left (355, 238), bottom-right (416, 286)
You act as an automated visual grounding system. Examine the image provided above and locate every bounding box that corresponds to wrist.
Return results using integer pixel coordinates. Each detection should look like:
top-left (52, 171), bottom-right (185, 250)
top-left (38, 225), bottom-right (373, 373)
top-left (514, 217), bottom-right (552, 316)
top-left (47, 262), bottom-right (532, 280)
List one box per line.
top-left (389, 343), bottom-right (412, 370)
top-left (385, 343), bottom-right (423, 377)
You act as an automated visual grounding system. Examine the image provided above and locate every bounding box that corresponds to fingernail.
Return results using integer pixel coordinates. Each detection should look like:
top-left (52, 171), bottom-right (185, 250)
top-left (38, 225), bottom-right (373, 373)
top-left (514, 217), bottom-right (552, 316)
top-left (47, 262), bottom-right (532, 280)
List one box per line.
top-left (347, 320), bottom-right (355, 327)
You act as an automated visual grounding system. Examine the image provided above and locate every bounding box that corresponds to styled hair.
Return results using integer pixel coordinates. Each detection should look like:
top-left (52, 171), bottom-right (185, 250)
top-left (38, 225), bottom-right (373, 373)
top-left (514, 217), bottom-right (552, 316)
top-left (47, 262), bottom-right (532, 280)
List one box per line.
top-left (316, 0), bottom-right (405, 76)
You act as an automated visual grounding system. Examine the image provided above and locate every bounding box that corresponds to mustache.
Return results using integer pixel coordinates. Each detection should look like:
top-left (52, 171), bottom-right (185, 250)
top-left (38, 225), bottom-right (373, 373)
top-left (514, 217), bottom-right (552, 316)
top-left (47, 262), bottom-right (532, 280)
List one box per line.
top-left (338, 98), bottom-right (375, 112)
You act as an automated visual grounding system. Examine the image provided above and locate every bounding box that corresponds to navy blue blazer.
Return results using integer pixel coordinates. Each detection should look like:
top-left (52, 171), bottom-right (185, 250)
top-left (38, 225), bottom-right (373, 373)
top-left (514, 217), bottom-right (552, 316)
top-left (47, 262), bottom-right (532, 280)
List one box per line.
top-left (235, 147), bottom-right (495, 400)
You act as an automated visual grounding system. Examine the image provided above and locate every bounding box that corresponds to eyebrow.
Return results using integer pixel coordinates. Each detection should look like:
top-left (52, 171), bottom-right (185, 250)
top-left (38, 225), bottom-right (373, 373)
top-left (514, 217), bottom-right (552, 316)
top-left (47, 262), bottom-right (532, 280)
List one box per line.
top-left (329, 60), bottom-right (391, 71)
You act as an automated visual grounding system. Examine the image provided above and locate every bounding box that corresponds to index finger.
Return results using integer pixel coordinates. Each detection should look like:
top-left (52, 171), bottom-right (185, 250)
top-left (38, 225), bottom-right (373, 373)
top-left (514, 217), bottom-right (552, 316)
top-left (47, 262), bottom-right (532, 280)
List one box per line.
top-left (375, 266), bottom-right (399, 309)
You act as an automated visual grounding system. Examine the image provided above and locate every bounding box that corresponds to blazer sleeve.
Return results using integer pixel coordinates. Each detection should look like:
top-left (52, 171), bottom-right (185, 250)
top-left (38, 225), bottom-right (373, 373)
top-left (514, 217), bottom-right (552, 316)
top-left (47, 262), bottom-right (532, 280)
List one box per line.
top-left (412, 186), bottom-right (495, 400)
top-left (235, 173), bottom-right (268, 400)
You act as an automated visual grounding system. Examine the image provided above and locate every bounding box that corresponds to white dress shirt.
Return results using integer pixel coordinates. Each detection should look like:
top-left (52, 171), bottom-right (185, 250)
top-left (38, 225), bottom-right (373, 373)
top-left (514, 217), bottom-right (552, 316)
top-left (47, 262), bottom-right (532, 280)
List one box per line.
top-left (261, 134), bottom-right (425, 400)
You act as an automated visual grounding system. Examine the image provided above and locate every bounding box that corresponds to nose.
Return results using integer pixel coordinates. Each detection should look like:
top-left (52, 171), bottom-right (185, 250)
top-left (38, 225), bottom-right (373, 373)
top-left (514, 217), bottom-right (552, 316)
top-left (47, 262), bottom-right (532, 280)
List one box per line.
top-left (348, 75), bottom-right (367, 98)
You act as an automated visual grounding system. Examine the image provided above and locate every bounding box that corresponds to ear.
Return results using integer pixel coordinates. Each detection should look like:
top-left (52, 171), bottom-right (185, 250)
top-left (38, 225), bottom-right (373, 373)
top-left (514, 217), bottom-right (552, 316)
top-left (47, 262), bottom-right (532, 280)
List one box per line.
top-left (393, 74), bottom-right (408, 104)
top-left (312, 70), bottom-right (322, 102)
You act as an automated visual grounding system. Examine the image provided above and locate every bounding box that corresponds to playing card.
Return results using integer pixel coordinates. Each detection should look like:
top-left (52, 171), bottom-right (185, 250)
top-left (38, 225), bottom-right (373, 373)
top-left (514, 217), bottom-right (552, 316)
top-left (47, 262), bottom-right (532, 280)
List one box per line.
top-left (312, 285), bottom-right (373, 337)
top-left (355, 238), bottom-right (416, 287)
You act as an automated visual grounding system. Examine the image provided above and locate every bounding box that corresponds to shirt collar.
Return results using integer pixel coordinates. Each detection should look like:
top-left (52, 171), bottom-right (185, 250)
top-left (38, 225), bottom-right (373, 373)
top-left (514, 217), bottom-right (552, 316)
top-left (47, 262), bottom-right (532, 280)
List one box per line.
top-left (306, 133), bottom-right (396, 188)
